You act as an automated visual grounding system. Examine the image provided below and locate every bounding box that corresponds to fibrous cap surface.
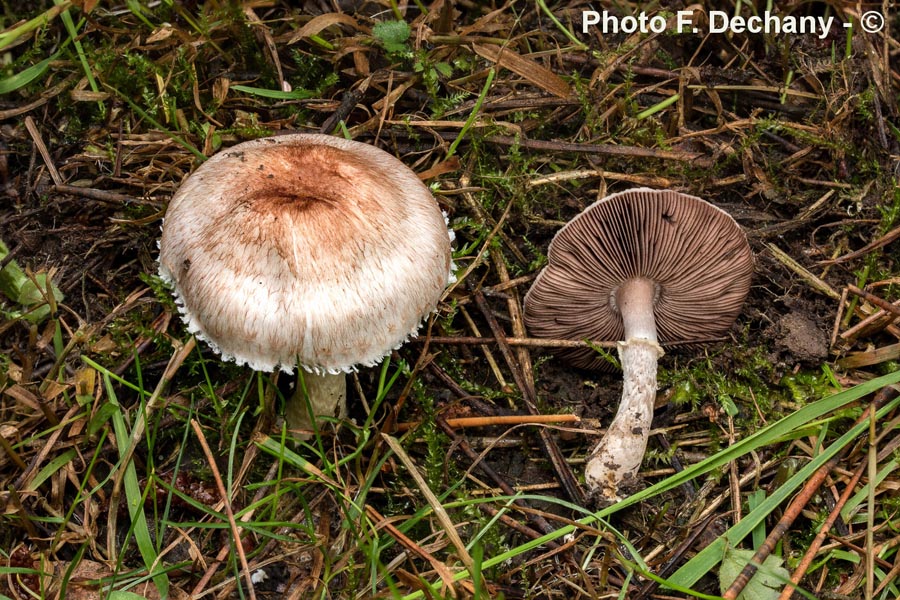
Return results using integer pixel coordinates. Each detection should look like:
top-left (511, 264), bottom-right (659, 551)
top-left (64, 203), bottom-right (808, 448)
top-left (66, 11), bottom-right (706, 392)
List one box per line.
top-left (158, 133), bottom-right (453, 374)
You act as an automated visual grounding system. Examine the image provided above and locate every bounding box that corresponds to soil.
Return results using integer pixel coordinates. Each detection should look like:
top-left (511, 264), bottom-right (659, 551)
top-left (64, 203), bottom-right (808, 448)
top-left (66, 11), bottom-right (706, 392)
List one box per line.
top-left (775, 311), bottom-right (831, 363)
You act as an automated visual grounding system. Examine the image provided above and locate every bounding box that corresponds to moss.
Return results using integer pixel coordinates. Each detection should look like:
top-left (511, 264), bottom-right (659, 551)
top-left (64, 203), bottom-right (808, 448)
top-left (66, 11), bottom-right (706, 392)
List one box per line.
top-left (660, 343), bottom-right (844, 436)
top-left (287, 49), bottom-right (338, 97)
top-left (660, 346), bottom-right (775, 421)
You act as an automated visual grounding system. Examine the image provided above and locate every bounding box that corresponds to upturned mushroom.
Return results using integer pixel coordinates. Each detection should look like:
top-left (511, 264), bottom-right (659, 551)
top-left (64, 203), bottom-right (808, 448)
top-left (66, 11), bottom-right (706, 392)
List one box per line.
top-left (524, 188), bottom-right (752, 502)
top-left (158, 133), bottom-right (454, 435)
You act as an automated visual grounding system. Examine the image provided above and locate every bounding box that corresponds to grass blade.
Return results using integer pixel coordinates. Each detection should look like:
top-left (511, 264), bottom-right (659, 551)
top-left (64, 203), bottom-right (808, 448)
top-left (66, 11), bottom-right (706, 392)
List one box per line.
top-left (0, 3), bottom-right (69, 51)
top-left (665, 393), bottom-right (900, 591)
top-left (0, 54), bottom-right (59, 95)
top-left (231, 84), bottom-right (316, 100)
top-left (102, 373), bottom-right (169, 598)
top-left (401, 368), bottom-right (900, 599)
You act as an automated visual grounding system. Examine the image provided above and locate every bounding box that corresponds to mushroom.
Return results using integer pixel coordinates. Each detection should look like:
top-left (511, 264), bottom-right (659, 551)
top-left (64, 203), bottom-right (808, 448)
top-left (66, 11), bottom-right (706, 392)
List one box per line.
top-left (524, 188), bottom-right (752, 502)
top-left (158, 133), bottom-right (454, 436)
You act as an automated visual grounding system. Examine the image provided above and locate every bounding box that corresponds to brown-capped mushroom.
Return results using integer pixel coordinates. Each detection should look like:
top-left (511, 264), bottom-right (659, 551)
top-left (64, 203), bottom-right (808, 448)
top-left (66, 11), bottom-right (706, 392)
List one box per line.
top-left (158, 133), bottom-right (454, 436)
top-left (524, 188), bottom-right (753, 502)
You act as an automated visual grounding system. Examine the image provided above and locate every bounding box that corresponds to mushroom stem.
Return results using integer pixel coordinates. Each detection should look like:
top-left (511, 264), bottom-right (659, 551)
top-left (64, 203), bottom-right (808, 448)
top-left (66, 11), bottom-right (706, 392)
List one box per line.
top-left (585, 277), bottom-right (663, 502)
top-left (285, 371), bottom-right (347, 439)
top-left (614, 277), bottom-right (659, 344)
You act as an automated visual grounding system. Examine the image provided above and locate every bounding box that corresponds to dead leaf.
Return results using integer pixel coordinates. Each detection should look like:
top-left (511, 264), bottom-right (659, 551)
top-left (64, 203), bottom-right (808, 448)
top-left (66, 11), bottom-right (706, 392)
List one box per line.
top-left (472, 43), bottom-right (571, 98)
top-left (418, 157), bottom-right (460, 180)
top-left (288, 13), bottom-right (361, 45)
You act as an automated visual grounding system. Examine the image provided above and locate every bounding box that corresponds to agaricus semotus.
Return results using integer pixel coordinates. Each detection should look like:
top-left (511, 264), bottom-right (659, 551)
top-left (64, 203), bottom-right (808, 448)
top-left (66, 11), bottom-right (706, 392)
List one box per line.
top-left (158, 133), bottom-right (454, 436)
top-left (524, 188), bottom-right (753, 502)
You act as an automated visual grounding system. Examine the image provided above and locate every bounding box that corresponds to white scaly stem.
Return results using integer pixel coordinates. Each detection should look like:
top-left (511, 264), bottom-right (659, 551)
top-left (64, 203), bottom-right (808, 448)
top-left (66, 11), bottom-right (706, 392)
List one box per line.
top-left (284, 371), bottom-right (347, 439)
top-left (585, 278), bottom-right (663, 502)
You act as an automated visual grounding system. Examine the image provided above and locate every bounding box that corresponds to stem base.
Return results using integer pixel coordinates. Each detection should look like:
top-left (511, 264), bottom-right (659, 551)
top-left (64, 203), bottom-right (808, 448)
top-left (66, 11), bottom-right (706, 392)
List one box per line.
top-left (585, 338), bottom-right (662, 503)
top-left (285, 371), bottom-right (347, 439)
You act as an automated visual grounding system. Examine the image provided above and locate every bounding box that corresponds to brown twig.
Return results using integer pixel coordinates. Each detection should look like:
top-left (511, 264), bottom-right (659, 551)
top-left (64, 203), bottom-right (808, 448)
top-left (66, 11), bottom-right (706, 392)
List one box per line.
top-left (452, 274), bottom-right (536, 304)
top-left (722, 452), bottom-right (842, 600)
top-left (847, 284), bottom-right (900, 319)
top-left (365, 504), bottom-right (460, 595)
top-left (190, 419), bottom-right (257, 600)
top-left (382, 434), bottom-right (475, 577)
top-left (435, 416), bottom-right (558, 539)
top-left (766, 243), bottom-right (841, 300)
top-left (724, 384), bottom-right (899, 600)
top-left (24, 116), bottom-right (63, 186)
top-left (414, 335), bottom-right (729, 348)
top-left (51, 184), bottom-right (161, 206)
top-left (778, 460), bottom-right (867, 600)
top-left (817, 225), bottom-right (900, 265)
top-left (396, 413), bottom-right (580, 432)
top-left (473, 290), bottom-right (587, 506)
top-left (484, 135), bottom-right (712, 166)
top-left (0, 430), bottom-right (26, 470)
top-left (107, 337), bottom-right (196, 562)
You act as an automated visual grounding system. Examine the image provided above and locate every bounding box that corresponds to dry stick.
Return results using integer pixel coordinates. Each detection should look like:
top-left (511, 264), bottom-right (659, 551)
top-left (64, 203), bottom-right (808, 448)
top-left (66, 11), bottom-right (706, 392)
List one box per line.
top-left (873, 544), bottom-right (900, 596)
top-left (831, 287), bottom-right (850, 348)
top-left (828, 536), bottom-right (893, 570)
top-left (778, 459), bottom-right (867, 600)
top-left (726, 414), bottom-right (742, 526)
top-left (0, 431), bottom-right (26, 470)
top-left (382, 434), bottom-right (475, 579)
top-left (396, 413), bottom-right (580, 432)
top-left (51, 184), bottom-right (129, 203)
top-left (12, 404), bottom-right (80, 491)
top-left (840, 306), bottom-right (900, 342)
top-left (416, 335), bottom-right (729, 348)
top-left (24, 115), bottom-right (63, 186)
top-left (365, 505), bottom-right (459, 594)
top-left (723, 385), bottom-right (898, 600)
top-left (427, 361), bottom-right (478, 401)
top-left (441, 189), bottom-right (516, 302)
top-left (191, 461), bottom-right (282, 597)
top-left (483, 135), bottom-right (712, 166)
top-left (848, 284), bottom-right (900, 319)
top-left (722, 452), bottom-right (843, 600)
top-left (817, 224), bottom-right (900, 265)
top-left (243, 7), bottom-right (285, 91)
top-left (475, 501), bottom-right (555, 543)
top-left (452, 274), bottom-right (536, 306)
top-left (866, 406), bottom-right (877, 600)
top-left (765, 243), bottom-right (842, 301)
top-left (527, 168), bottom-right (674, 189)
top-left (435, 416), bottom-right (558, 539)
top-left (473, 291), bottom-right (587, 506)
top-left (459, 304), bottom-right (510, 392)
top-left (107, 337), bottom-right (195, 561)
top-left (189, 419), bottom-right (257, 600)
top-left (6, 487), bottom-right (41, 539)
top-left (490, 236), bottom-right (536, 405)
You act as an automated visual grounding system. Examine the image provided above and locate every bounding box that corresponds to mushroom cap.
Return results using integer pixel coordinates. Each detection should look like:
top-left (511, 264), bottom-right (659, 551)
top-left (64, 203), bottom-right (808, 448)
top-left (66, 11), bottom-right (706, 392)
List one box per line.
top-left (524, 188), bottom-right (753, 370)
top-left (158, 133), bottom-right (453, 374)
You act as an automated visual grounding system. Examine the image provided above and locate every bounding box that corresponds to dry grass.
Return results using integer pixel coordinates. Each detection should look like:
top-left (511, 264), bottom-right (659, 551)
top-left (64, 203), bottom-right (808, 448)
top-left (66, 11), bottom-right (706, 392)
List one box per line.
top-left (1, 1), bottom-right (899, 599)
